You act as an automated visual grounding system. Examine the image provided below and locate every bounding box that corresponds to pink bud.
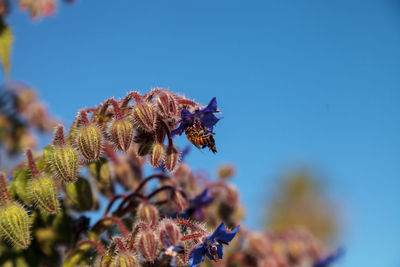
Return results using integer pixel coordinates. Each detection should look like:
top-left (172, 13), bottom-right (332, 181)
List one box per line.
top-left (149, 143), bottom-right (164, 167)
top-left (132, 102), bottom-right (156, 132)
top-left (170, 190), bottom-right (189, 213)
top-left (164, 145), bottom-right (179, 172)
top-left (136, 203), bottom-right (159, 228)
top-left (156, 92), bottom-right (177, 118)
top-left (110, 119), bottom-right (134, 152)
top-left (158, 219), bottom-right (181, 248)
top-left (136, 230), bottom-right (159, 261)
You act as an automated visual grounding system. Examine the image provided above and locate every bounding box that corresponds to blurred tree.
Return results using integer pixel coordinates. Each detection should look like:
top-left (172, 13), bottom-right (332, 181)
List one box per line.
top-left (265, 169), bottom-right (340, 244)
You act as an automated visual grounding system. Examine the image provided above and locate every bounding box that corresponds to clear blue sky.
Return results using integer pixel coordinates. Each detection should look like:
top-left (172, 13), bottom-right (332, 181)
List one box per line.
top-left (6, 0), bottom-right (400, 266)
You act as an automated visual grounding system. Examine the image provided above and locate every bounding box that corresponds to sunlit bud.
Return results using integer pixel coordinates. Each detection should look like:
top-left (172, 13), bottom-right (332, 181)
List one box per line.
top-left (136, 203), bottom-right (159, 228)
top-left (149, 143), bottom-right (164, 167)
top-left (113, 253), bottom-right (139, 267)
top-left (132, 102), bottom-right (156, 132)
top-left (170, 190), bottom-right (189, 213)
top-left (110, 119), bottom-right (134, 152)
top-left (0, 173), bottom-right (31, 248)
top-left (26, 149), bottom-right (59, 214)
top-left (217, 164), bottom-right (236, 180)
top-left (156, 92), bottom-right (177, 118)
top-left (31, 176), bottom-right (59, 214)
top-left (136, 230), bottom-right (159, 261)
top-left (65, 177), bottom-right (95, 211)
top-left (165, 145), bottom-right (179, 172)
top-left (51, 125), bottom-right (78, 183)
top-left (158, 219), bottom-right (181, 248)
top-left (76, 111), bottom-right (103, 161)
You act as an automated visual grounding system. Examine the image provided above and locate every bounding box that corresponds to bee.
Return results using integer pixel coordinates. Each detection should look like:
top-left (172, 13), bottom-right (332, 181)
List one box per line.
top-left (184, 124), bottom-right (217, 153)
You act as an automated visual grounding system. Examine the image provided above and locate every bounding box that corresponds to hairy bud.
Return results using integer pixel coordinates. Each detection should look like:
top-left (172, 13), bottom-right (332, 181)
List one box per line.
top-left (133, 102), bottom-right (156, 132)
top-left (31, 176), bottom-right (59, 214)
top-left (76, 124), bottom-right (103, 161)
top-left (136, 203), bottom-right (159, 228)
top-left (136, 230), bottom-right (159, 261)
top-left (51, 145), bottom-right (79, 183)
top-left (150, 143), bottom-right (164, 167)
top-left (113, 253), bottom-right (139, 267)
top-left (165, 145), bottom-right (179, 172)
top-left (171, 190), bottom-right (189, 213)
top-left (65, 177), bottom-right (95, 211)
top-left (110, 119), bottom-right (134, 152)
top-left (156, 92), bottom-right (177, 118)
top-left (0, 203), bottom-right (31, 248)
top-left (158, 219), bottom-right (181, 248)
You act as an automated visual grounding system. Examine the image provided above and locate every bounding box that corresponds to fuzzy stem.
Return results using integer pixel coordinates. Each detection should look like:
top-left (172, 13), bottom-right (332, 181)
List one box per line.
top-left (181, 232), bottom-right (204, 241)
top-left (76, 239), bottom-right (105, 256)
top-left (144, 88), bottom-right (167, 100)
top-left (173, 219), bottom-right (207, 233)
top-left (134, 173), bottom-right (170, 194)
top-left (100, 216), bottom-right (129, 238)
top-left (121, 91), bottom-right (142, 108)
top-left (177, 99), bottom-right (197, 106)
top-left (112, 237), bottom-right (127, 253)
top-left (26, 148), bottom-right (40, 179)
top-left (114, 192), bottom-right (144, 216)
top-left (146, 185), bottom-right (175, 200)
top-left (104, 194), bottom-right (126, 217)
top-left (79, 110), bottom-right (90, 126)
top-left (53, 124), bottom-right (65, 146)
top-left (0, 172), bottom-right (12, 205)
top-left (107, 98), bottom-right (123, 120)
top-left (158, 119), bottom-right (174, 146)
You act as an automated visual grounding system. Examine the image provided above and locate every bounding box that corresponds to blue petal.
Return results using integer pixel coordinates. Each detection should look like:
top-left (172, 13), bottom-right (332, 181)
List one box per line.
top-left (199, 97), bottom-right (218, 113)
top-left (217, 244), bottom-right (224, 259)
top-left (217, 225), bottom-right (240, 243)
top-left (209, 222), bottom-right (226, 240)
top-left (314, 248), bottom-right (344, 267)
top-left (188, 245), bottom-right (206, 267)
top-left (181, 109), bottom-right (194, 119)
top-left (171, 123), bottom-right (186, 138)
top-left (199, 113), bottom-right (221, 129)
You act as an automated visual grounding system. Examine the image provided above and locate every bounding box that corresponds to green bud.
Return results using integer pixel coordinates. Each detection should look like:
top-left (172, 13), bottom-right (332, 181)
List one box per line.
top-left (165, 145), bottom-right (179, 172)
top-left (113, 253), bottom-right (139, 267)
top-left (65, 177), bottom-right (95, 211)
top-left (77, 125), bottom-right (103, 161)
top-left (150, 143), bottom-right (164, 168)
top-left (51, 145), bottom-right (79, 183)
top-left (31, 176), bottom-right (59, 214)
top-left (110, 119), bottom-right (134, 152)
top-left (132, 102), bottom-right (156, 132)
top-left (0, 203), bottom-right (31, 248)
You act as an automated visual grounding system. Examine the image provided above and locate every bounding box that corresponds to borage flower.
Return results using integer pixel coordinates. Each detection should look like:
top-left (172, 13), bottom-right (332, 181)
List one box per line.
top-left (189, 222), bottom-right (240, 267)
top-left (171, 97), bottom-right (221, 137)
top-left (175, 189), bottom-right (213, 220)
top-left (314, 247), bottom-right (345, 267)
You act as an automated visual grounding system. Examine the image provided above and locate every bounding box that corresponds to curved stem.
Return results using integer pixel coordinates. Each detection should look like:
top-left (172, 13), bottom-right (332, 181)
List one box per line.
top-left (26, 148), bottom-right (39, 179)
top-left (146, 185), bottom-right (175, 200)
top-left (104, 194), bottom-right (126, 217)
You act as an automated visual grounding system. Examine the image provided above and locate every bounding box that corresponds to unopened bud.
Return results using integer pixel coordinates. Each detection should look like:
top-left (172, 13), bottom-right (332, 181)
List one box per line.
top-left (110, 119), bottom-right (134, 152)
top-left (170, 190), bottom-right (189, 213)
top-left (76, 125), bottom-right (103, 161)
top-left (0, 203), bottom-right (31, 248)
top-left (31, 176), bottom-right (59, 214)
top-left (150, 143), bottom-right (164, 167)
top-left (113, 253), bottom-right (139, 267)
top-left (136, 203), bottom-right (159, 227)
top-left (136, 230), bottom-right (159, 261)
top-left (217, 164), bottom-right (236, 180)
top-left (65, 177), bottom-right (94, 211)
top-left (51, 145), bottom-right (79, 183)
top-left (133, 102), bottom-right (156, 132)
top-left (156, 92), bottom-right (177, 118)
top-left (165, 145), bottom-right (179, 172)
top-left (158, 219), bottom-right (181, 248)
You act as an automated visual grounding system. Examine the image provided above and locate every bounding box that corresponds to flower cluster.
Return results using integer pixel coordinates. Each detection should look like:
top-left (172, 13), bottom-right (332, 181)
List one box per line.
top-left (0, 89), bottom-right (342, 267)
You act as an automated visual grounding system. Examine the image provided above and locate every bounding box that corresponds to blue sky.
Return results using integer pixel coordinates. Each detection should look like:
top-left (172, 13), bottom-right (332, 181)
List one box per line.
top-left (5, 0), bottom-right (400, 266)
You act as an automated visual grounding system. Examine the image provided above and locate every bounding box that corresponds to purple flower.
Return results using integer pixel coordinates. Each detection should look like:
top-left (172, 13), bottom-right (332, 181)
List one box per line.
top-left (172, 189), bottom-right (214, 220)
top-left (188, 222), bottom-right (240, 267)
top-left (171, 97), bottom-right (221, 138)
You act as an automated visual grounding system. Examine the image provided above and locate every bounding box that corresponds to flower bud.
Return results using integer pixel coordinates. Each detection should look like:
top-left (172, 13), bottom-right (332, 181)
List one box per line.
top-left (113, 253), bottom-right (139, 267)
top-left (170, 190), bottom-right (189, 213)
top-left (150, 143), bottom-right (164, 167)
top-left (158, 219), bottom-right (181, 248)
top-left (76, 124), bottom-right (103, 161)
top-left (136, 230), bottom-right (159, 261)
top-left (136, 203), bottom-right (159, 228)
top-left (164, 145), bottom-right (179, 172)
top-left (0, 204), bottom-right (31, 248)
top-left (110, 119), bottom-right (134, 152)
top-left (51, 145), bottom-right (79, 183)
top-left (65, 177), bottom-right (95, 211)
top-left (31, 176), bottom-right (59, 214)
top-left (217, 164), bottom-right (236, 180)
top-left (156, 92), bottom-right (177, 118)
top-left (133, 102), bottom-right (156, 132)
